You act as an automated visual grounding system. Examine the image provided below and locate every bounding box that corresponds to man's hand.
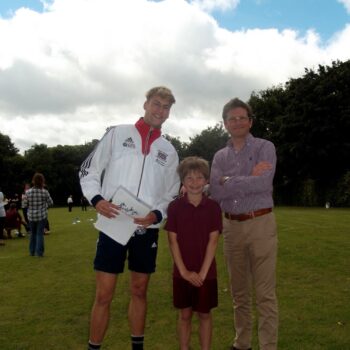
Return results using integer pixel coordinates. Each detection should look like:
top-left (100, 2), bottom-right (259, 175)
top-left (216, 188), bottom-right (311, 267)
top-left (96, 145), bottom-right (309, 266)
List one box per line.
top-left (133, 211), bottom-right (157, 228)
top-left (252, 161), bottom-right (272, 176)
top-left (95, 200), bottom-right (120, 218)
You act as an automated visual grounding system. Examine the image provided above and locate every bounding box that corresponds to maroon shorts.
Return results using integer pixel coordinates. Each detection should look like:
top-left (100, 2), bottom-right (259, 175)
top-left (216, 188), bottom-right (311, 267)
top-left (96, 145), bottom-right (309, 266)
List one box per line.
top-left (173, 277), bottom-right (218, 313)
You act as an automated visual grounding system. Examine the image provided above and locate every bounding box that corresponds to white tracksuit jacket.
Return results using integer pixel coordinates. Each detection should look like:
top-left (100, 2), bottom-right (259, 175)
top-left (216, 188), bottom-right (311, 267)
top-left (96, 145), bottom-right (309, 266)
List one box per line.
top-left (79, 123), bottom-right (180, 228)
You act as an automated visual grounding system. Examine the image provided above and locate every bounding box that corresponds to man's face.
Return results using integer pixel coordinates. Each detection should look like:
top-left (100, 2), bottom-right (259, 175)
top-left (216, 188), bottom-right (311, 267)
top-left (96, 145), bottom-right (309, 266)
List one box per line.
top-left (224, 107), bottom-right (252, 139)
top-left (143, 95), bottom-right (172, 129)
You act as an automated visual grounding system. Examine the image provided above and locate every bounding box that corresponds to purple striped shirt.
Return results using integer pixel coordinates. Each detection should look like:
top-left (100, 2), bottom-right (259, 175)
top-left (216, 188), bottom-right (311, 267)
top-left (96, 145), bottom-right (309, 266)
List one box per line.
top-left (210, 134), bottom-right (276, 214)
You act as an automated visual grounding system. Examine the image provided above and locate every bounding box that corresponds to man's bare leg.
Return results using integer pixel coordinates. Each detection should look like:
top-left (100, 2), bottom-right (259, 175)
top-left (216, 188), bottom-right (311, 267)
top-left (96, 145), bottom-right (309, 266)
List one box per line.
top-left (128, 271), bottom-right (150, 349)
top-left (89, 271), bottom-right (118, 344)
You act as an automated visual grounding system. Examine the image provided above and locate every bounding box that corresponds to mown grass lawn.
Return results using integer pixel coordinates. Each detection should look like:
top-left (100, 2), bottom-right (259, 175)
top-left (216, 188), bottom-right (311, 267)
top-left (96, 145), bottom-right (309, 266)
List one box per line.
top-left (0, 207), bottom-right (349, 349)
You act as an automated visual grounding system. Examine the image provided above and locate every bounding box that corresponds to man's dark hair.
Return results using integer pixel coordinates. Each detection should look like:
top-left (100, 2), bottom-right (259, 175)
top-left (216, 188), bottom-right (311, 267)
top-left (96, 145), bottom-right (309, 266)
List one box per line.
top-left (222, 98), bottom-right (253, 121)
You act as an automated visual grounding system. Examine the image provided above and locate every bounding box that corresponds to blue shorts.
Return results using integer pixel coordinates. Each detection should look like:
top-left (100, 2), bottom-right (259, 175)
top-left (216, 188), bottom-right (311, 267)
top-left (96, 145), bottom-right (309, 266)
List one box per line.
top-left (94, 229), bottom-right (159, 274)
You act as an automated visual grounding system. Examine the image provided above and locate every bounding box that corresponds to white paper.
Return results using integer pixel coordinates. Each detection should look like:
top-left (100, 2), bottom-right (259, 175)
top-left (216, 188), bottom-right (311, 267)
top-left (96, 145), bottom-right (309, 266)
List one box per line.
top-left (94, 186), bottom-right (151, 245)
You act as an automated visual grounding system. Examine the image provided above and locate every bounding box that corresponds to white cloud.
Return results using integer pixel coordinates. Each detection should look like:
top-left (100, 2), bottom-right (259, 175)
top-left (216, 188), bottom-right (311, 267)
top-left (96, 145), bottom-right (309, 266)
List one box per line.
top-left (1, 0), bottom-right (350, 153)
top-left (190, 0), bottom-right (239, 12)
top-left (338, 0), bottom-right (350, 13)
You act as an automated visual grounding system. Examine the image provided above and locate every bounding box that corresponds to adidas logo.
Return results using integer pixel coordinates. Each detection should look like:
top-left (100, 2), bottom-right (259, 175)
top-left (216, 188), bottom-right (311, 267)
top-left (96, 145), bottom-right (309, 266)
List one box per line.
top-left (151, 242), bottom-right (157, 248)
top-left (123, 137), bottom-right (135, 148)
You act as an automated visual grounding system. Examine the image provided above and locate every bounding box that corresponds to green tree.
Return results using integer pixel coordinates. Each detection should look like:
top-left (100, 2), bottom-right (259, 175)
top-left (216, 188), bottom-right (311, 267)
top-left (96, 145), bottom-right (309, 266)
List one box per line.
top-left (21, 141), bottom-right (98, 205)
top-left (23, 144), bottom-right (54, 186)
top-left (164, 134), bottom-right (188, 160)
top-left (184, 123), bottom-right (229, 163)
top-left (0, 132), bottom-right (19, 157)
top-left (250, 60), bottom-right (350, 205)
top-left (0, 133), bottom-right (25, 196)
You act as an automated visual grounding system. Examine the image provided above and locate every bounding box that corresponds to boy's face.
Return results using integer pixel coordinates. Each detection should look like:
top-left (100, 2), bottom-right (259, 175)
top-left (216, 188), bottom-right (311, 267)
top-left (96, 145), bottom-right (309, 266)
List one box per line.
top-left (182, 170), bottom-right (207, 196)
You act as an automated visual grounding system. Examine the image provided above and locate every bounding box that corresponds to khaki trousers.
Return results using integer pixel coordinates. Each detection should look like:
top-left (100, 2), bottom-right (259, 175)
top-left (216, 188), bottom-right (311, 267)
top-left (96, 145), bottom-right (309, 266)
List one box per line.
top-left (223, 212), bottom-right (278, 350)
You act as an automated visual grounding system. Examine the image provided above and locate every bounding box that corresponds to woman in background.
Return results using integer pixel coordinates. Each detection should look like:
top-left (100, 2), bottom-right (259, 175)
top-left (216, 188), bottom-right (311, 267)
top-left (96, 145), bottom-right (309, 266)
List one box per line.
top-left (26, 173), bottom-right (53, 257)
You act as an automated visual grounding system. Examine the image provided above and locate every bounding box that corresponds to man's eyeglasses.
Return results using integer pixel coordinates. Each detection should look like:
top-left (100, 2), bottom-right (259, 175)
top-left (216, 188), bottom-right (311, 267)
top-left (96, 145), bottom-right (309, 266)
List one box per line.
top-left (226, 116), bottom-right (250, 123)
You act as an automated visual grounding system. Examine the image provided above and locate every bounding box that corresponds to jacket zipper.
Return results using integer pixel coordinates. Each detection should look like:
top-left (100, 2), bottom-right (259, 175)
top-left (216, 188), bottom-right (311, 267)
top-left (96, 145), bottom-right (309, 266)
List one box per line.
top-left (136, 127), bottom-right (153, 197)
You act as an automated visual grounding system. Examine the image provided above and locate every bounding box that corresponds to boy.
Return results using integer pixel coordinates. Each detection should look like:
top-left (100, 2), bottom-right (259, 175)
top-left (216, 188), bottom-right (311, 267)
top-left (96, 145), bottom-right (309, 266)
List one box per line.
top-left (165, 156), bottom-right (222, 350)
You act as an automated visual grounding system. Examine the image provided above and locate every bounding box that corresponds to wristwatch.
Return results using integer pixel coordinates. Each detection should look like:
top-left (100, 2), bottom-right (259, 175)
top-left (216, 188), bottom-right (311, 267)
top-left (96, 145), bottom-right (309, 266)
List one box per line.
top-left (222, 176), bottom-right (230, 184)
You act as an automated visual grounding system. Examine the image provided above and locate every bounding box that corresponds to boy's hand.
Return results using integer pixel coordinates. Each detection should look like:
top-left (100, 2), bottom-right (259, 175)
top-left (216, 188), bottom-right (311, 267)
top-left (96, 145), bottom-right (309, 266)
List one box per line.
top-left (198, 271), bottom-right (207, 281)
top-left (182, 270), bottom-right (203, 287)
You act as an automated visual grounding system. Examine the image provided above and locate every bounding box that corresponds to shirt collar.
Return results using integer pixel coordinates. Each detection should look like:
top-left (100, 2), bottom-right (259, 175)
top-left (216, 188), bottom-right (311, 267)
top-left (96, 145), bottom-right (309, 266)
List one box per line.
top-left (182, 193), bottom-right (208, 207)
top-left (135, 117), bottom-right (161, 155)
top-left (227, 133), bottom-right (254, 149)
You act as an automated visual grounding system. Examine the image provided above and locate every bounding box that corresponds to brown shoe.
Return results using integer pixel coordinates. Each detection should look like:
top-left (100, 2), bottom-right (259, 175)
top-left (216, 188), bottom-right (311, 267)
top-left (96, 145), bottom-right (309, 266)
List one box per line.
top-left (229, 347), bottom-right (252, 350)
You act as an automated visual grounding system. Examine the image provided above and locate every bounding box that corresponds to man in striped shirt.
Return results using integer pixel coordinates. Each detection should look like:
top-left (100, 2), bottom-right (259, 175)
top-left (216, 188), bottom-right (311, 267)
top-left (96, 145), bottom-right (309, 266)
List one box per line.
top-left (210, 98), bottom-right (278, 350)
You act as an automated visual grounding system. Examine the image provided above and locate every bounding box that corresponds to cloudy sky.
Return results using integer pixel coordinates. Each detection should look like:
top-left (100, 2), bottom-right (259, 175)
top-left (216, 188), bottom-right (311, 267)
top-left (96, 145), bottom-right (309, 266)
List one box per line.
top-left (1, 0), bottom-right (350, 153)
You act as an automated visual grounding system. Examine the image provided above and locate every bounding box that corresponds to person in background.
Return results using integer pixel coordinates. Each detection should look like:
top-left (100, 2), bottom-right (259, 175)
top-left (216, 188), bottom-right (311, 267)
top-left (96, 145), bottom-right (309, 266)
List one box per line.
top-left (43, 185), bottom-right (51, 235)
top-left (0, 190), bottom-right (7, 246)
top-left (9, 193), bottom-right (20, 210)
top-left (67, 195), bottom-right (74, 212)
top-left (80, 86), bottom-right (180, 350)
top-left (81, 196), bottom-right (88, 211)
top-left (210, 98), bottom-right (278, 350)
top-left (21, 183), bottom-right (31, 230)
top-left (26, 173), bottom-right (53, 257)
top-left (4, 202), bottom-right (26, 238)
top-left (44, 218), bottom-right (51, 235)
top-left (165, 157), bottom-right (222, 350)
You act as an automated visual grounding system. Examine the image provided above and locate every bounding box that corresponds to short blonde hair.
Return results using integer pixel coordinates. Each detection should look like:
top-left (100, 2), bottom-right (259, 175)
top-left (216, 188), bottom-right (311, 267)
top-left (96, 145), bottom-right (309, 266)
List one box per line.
top-left (177, 156), bottom-right (209, 182)
top-left (146, 86), bottom-right (176, 105)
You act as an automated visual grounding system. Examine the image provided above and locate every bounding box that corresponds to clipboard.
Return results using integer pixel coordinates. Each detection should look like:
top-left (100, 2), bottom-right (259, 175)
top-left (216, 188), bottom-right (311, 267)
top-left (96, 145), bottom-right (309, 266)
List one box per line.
top-left (94, 186), bottom-right (151, 245)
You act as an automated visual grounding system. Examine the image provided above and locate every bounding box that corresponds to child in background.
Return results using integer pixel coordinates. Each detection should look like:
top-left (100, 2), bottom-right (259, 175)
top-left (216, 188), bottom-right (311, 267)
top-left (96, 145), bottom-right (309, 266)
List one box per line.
top-left (165, 156), bottom-right (222, 350)
top-left (5, 203), bottom-right (26, 238)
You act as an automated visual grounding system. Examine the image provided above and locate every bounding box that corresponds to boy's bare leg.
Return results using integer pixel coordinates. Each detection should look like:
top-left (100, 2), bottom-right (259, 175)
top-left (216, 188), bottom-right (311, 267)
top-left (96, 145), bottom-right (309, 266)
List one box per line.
top-left (198, 312), bottom-right (212, 350)
top-left (178, 307), bottom-right (193, 350)
top-left (89, 271), bottom-right (117, 344)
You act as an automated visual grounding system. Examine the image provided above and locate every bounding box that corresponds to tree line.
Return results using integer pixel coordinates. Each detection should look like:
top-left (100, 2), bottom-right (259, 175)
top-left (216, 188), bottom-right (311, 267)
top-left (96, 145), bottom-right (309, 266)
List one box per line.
top-left (1, 60), bottom-right (349, 207)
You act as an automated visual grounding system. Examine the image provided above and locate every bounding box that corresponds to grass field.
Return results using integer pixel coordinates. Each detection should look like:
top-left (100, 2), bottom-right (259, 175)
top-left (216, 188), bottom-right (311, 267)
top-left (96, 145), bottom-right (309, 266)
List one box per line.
top-left (0, 207), bottom-right (349, 349)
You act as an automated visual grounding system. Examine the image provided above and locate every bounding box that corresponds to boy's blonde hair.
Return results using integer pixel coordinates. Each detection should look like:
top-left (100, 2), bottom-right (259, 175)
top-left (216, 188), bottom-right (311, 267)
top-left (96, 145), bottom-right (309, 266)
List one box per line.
top-left (177, 156), bottom-right (209, 182)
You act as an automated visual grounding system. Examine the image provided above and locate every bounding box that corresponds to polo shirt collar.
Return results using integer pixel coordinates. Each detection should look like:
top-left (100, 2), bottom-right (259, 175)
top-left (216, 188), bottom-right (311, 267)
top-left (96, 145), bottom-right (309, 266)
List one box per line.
top-left (182, 193), bottom-right (208, 207)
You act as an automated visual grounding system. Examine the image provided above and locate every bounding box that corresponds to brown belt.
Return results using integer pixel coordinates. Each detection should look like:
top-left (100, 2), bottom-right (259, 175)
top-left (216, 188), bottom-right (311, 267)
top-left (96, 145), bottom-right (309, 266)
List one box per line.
top-left (224, 208), bottom-right (272, 222)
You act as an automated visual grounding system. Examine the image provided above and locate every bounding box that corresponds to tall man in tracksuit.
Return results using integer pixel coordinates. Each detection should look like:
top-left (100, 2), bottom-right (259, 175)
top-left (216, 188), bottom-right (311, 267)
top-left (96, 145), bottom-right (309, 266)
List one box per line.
top-left (80, 86), bottom-right (180, 350)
